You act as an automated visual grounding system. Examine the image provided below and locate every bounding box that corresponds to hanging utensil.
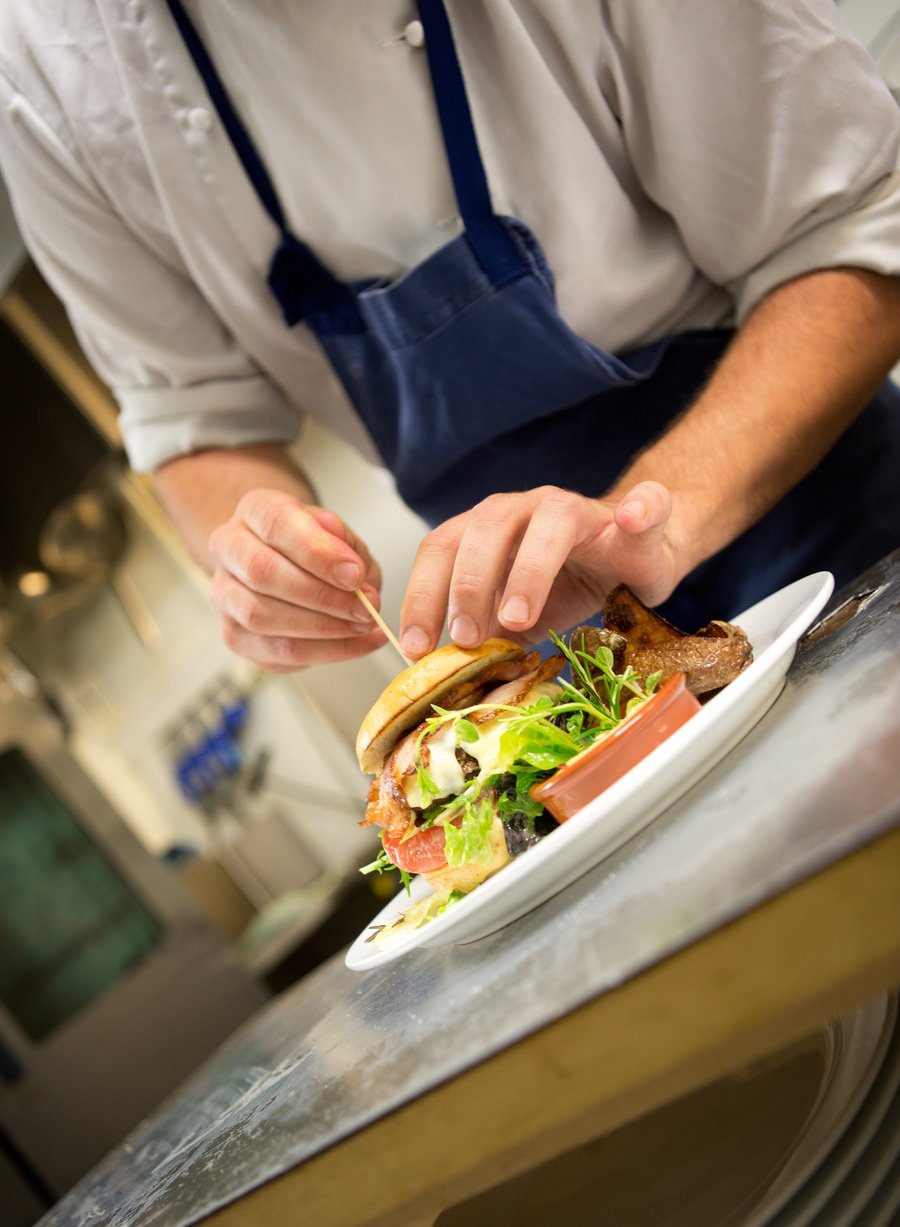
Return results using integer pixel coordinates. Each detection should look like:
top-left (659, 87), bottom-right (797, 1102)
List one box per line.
top-left (38, 489), bottom-right (162, 649)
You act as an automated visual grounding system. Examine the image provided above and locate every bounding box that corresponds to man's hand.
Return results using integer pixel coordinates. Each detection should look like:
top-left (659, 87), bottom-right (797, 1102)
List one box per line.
top-left (207, 493), bottom-right (386, 670)
top-left (153, 445), bottom-right (386, 670)
top-left (399, 480), bottom-right (679, 656)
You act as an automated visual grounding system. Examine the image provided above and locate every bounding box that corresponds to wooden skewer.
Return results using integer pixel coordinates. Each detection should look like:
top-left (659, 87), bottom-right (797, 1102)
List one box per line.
top-left (355, 588), bottom-right (414, 667)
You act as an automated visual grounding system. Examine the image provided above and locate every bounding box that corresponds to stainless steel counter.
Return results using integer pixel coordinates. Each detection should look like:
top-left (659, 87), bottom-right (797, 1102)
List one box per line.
top-left (42, 551), bottom-right (900, 1227)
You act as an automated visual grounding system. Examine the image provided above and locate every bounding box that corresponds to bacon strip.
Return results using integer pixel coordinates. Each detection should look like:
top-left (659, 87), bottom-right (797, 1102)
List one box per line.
top-left (470, 654), bottom-right (565, 724)
top-left (361, 752), bottom-right (416, 837)
top-left (438, 651), bottom-right (540, 710)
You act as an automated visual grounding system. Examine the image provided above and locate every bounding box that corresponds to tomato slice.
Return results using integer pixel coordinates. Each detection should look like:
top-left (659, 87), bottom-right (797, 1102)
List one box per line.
top-left (382, 824), bottom-right (448, 874)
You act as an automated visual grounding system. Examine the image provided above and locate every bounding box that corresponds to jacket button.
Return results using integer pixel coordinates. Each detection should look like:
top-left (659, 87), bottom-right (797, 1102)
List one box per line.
top-left (186, 106), bottom-right (213, 132)
top-left (403, 20), bottom-right (425, 48)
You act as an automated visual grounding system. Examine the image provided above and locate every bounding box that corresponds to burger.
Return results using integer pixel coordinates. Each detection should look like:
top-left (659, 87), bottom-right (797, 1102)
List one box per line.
top-left (357, 640), bottom-right (560, 877)
top-left (356, 627), bottom-right (664, 934)
top-left (355, 589), bottom-right (753, 938)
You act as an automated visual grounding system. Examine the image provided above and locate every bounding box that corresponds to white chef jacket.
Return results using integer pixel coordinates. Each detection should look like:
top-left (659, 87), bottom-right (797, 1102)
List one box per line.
top-left (1, 0), bottom-right (898, 475)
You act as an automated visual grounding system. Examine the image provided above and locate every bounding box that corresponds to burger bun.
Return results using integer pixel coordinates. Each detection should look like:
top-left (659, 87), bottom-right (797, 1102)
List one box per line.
top-left (355, 638), bottom-right (524, 773)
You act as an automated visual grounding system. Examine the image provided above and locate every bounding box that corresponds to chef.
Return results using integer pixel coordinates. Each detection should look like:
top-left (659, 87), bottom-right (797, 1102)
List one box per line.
top-left (2, 1), bottom-right (899, 670)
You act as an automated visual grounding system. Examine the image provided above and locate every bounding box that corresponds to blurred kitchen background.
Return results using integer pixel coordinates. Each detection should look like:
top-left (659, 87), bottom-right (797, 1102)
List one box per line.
top-left (0, 109), bottom-right (430, 1227)
top-left (0, 0), bottom-right (896, 1222)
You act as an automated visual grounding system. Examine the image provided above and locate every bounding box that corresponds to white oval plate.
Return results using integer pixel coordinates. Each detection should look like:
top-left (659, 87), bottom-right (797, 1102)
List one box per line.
top-left (345, 572), bottom-right (834, 972)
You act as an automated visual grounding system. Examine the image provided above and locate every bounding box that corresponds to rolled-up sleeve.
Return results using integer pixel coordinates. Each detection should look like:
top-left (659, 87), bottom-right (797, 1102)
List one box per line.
top-left (603, 0), bottom-right (900, 322)
top-left (0, 74), bottom-right (299, 472)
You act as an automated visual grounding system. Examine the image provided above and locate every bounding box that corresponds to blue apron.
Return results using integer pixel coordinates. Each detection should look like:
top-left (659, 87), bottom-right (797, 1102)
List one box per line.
top-left (164, 0), bottom-right (900, 627)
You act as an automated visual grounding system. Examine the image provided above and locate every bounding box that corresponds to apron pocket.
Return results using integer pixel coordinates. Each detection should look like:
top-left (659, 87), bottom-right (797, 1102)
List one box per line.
top-left (357, 233), bottom-right (512, 349)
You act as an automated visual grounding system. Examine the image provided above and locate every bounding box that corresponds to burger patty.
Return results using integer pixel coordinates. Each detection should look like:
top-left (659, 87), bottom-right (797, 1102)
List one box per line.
top-left (456, 746), bottom-right (480, 779)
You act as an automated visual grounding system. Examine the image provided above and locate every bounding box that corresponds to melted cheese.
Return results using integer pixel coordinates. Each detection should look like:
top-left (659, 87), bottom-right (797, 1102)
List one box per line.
top-left (402, 679), bottom-right (563, 808)
top-left (466, 680), bottom-right (562, 778)
top-left (402, 722), bottom-right (466, 809)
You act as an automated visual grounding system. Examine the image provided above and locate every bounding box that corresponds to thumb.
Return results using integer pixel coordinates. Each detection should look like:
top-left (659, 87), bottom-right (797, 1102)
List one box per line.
top-left (612, 481), bottom-right (672, 539)
top-left (310, 506), bottom-right (382, 589)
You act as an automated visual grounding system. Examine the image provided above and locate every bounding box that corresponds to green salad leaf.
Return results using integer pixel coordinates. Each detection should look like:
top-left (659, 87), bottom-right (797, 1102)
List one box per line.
top-left (443, 794), bottom-right (496, 868)
top-left (359, 846), bottom-right (412, 894)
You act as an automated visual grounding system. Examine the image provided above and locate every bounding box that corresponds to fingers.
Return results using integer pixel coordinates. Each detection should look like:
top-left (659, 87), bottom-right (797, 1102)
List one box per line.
top-left (400, 515), bottom-right (463, 658)
top-left (230, 490), bottom-right (376, 592)
top-left (309, 506), bottom-right (383, 592)
top-left (494, 489), bottom-right (592, 636)
top-left (401, 496), bottom-right (528, 655)
top-left (210, 571), bottom-right (377, 639)
top-left (445, 494), bottom-right (534, 647)
top-left (400, 481), bottom-right (680, 658)
top-left (209, 521), bottom-right (373, 622)
top-left (401, 488), bottom-right (599, 652)
top-left (606, 480), bottom-right (677, 605)
top-left (612, 480), bottom-right (672, 540)
top-left (220, 616), bottom-right (386, 671)
top-left (207, 488), bottom-right (385, 670)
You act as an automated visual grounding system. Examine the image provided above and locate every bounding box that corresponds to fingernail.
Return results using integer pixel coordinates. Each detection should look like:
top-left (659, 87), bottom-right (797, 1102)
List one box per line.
top-left (401, 626), bottom-right (431, 657)
top-left (450, 615), bottom-right (479, 646)
top-left (500, 596), bottom-right (530, 626)
top-left (621, 500), bottom-right (647, 521)
top-left (333, 562), bottom-right (360, 589)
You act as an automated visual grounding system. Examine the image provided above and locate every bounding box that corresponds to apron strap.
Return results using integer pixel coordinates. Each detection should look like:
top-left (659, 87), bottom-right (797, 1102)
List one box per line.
top-left (417, 0), bottom-right (526, 286)
top-left (163, 0), bottom-right (526, 320)
top-left (163, 0), bottom-right (364, 331)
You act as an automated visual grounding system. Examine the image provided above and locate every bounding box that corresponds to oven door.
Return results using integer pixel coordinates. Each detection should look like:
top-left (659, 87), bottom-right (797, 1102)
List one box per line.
top-left (0, 676), bottom-right (268, 1201)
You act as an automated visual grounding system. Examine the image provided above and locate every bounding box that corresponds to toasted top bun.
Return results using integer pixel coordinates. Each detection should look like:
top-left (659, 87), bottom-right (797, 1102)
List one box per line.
top-left (355, 638), bottom-right (524, 774)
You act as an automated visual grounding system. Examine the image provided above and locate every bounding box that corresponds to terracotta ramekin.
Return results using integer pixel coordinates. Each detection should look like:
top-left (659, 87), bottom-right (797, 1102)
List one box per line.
top-left (530, 671), bottom-right (701, 823)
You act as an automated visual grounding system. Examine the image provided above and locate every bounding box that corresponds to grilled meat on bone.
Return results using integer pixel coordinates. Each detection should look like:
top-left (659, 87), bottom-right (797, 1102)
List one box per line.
top-left (572, 585), bottom-right (753, 699)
